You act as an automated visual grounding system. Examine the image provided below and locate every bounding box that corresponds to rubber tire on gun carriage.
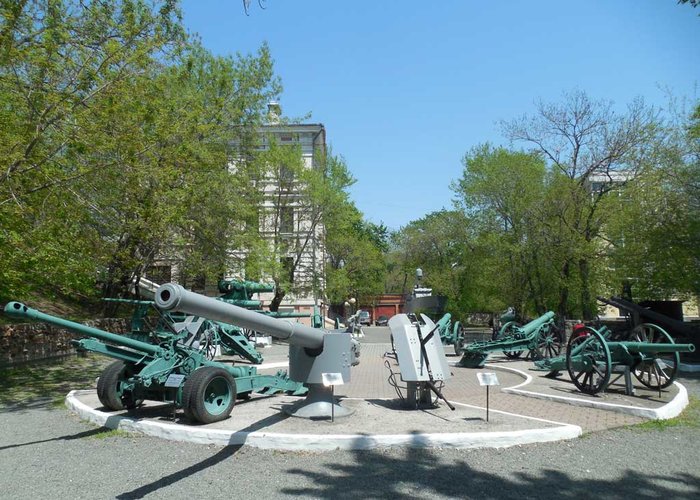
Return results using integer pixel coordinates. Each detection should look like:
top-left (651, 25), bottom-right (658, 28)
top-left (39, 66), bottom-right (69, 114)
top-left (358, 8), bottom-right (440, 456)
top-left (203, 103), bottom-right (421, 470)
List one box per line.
top-left (182, 366), bottom-right (236, 424)
top-left (96, 360), bottom-right (144, 411)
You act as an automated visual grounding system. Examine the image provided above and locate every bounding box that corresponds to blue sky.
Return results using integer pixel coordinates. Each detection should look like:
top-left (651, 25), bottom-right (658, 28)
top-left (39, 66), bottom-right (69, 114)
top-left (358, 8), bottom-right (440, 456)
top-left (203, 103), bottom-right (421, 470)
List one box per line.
top-left (180, 1), bottom-right (699, 230)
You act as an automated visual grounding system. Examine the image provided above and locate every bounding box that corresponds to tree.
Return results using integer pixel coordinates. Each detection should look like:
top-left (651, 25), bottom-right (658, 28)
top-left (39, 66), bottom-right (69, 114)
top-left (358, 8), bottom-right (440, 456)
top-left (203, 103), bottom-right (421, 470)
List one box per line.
top-left (251, 142), bottom-right (356, 311)
top-left (0, 0), bottom-right (183, 299)
top-left (387, 210), bottom-right (475, 316)
top-left (500, 91), bottom-right (659, 318)
top-left (602, 101), bottom-right (700, 299)
top-left (452, 146), bottom-right (558, 315)
top-left (325, 203), bottom-right (387, 305)
top-left (0, 1), bottom-right (280, 302)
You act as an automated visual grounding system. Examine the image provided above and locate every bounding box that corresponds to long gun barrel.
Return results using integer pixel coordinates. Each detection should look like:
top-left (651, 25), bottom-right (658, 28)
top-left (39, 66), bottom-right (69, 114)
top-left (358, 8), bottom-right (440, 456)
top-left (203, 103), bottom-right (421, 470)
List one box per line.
top-left (3, 301), bottom-right (163, 356)
top-left (155, 283), bottom-right (324, 349)
top-left (598, 296), bottom-right (697, 337)
top-left (519, 311), bottom-right (556, 336)
top-left (607, 341), bottom-right (695, 355)
top-left (218, 279), bottom-right (275, 295)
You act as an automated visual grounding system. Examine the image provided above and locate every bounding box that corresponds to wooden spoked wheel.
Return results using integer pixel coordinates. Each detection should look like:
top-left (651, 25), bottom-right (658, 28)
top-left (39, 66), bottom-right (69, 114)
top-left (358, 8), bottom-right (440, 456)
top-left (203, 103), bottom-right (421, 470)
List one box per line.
top-left (631, 323), bottom-right (679, 390)
top-left (566, 328), bottom-right (611, 395)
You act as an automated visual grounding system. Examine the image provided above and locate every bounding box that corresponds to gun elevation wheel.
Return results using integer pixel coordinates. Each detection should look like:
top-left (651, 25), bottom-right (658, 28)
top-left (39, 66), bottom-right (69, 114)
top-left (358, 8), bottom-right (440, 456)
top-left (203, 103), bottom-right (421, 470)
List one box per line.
top-left (566, 328), bottom-right (611, 395)
top-left (97, 361), bottom-right (143, 410)
top-left (182, 367), bottom-right (236, 424)
top-left (631, 324), bottom-right (679, 390)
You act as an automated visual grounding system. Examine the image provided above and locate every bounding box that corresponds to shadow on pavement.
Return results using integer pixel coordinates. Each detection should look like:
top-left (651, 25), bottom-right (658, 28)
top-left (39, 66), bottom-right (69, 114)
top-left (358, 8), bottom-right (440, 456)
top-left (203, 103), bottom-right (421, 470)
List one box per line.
top-left (280, 431), bottom-right (699, 499)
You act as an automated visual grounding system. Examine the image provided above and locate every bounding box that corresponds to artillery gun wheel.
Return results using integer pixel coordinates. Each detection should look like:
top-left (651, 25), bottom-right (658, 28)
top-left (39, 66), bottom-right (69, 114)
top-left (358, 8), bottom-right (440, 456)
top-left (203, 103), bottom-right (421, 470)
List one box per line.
top-left (566, 328), bottom-right (611, 395)
top-left (453, 322), bottom-right (464, 355)
top-left (182, 367), bottom-right (236, 424)
top-left (498, 321), bottom-right (524, 359)
top-left (97, 361), bottom-right (143, 411)
top-left (534, 323), bottom-right (564, 360)
top-left (631, 324), bottom-right (679, 390)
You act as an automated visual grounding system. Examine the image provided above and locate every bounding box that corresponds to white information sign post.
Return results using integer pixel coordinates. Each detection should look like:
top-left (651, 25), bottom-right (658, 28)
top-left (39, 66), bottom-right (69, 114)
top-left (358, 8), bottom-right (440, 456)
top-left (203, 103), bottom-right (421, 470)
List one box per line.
top-left (322, 372), bottom-right (345, 422)
top-left (476, 372), bottom-right (500, 422)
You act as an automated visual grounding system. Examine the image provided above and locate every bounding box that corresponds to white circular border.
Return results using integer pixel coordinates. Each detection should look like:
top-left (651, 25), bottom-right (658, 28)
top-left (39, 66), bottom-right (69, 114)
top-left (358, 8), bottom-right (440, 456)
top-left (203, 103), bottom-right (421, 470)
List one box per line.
top-left (65, 390), bottom-right (580, 451)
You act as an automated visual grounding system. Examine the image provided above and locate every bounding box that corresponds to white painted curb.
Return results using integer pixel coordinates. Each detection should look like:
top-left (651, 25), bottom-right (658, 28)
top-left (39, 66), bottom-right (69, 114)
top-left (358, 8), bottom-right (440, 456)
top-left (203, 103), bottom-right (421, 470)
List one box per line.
top-left (490, 364), bottom-right (690, 420)
top-left (678, 362), bottom-right (700, 373)
top-left (65, 390), bottom-right (580, 451)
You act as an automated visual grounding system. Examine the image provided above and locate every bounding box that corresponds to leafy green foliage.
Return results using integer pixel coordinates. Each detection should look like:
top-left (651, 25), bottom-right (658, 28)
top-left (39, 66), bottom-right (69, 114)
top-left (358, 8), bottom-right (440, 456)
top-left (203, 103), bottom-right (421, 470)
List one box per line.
top-left (0, 1), bottom-right (278, 303)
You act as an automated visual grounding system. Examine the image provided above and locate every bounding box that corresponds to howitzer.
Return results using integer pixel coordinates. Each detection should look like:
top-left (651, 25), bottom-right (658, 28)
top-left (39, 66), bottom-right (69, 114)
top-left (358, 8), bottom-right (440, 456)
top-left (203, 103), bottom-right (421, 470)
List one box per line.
top-left (155, 283), bottom-right (360, 418)
top-left (458, 311), bottom-right (562, 368)
top-left (556, 323), bottom-right (695, 395)
top-left (598, 296), bottom-right (699, 339)
top-left (3, 301), bottom-right (306, 424)
top-left (534, 325), bottom-right (614, 374)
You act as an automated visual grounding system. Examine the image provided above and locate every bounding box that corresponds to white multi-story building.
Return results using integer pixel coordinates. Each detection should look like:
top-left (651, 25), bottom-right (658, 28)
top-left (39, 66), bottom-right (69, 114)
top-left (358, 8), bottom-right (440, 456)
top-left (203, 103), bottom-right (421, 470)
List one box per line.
top-left (146, 104), bottom-right (328, 322)
top-left (247, 103), bottom-right (327, 317)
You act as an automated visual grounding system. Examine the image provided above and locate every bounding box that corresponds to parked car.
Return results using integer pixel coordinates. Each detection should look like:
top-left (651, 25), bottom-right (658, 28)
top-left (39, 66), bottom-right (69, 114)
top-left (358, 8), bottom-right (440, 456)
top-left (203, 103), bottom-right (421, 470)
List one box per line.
top-left (375, 315), bottom-right (389, 326)
top-left (358, 310), bottom-right (372, 326)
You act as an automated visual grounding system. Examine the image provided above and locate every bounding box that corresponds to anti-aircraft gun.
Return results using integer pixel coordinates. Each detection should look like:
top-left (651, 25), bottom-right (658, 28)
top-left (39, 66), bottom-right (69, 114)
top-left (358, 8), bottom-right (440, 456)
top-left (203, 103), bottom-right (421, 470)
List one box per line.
top-left (3, 301), bottom-right (305, 424)
top-left (154, 283), bottom-right (360, 419)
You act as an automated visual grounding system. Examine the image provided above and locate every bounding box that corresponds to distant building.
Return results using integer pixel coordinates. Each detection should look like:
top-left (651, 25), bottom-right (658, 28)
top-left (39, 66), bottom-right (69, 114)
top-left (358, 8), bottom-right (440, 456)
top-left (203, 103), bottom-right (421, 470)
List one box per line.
top-left (144, 103), bottom-right (328, 322)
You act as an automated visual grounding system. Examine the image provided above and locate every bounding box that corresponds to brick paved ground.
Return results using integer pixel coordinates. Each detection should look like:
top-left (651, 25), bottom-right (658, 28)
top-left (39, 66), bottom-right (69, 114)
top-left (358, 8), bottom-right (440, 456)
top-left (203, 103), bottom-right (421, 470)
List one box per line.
top-left (342, 327), bottom-right (650, 433)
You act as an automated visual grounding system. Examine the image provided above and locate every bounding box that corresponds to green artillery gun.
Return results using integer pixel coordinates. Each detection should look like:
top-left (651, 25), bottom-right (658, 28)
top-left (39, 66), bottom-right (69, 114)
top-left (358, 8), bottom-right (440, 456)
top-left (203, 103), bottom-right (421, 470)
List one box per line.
top-left (103, 279), bottom-right (318, 365)
top-left (457, 311), bottom-right (563, 368)
top-left (103, 296), bottom-right (265, 364)
top-left (536, 323), bottom-right (695, 395)
top-left (3, 301), bottom-right (306, 424)
top-left (433, 313), bottom-right (464, 355)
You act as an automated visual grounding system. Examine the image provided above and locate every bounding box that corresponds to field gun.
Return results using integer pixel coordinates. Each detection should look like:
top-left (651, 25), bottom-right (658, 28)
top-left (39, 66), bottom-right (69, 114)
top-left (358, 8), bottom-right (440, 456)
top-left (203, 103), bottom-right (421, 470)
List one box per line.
top-left (3, 301), bottom-right (305, 424)
top-left (457, 311), bottom-right (562, 368)
top-left (432, 313), bottom-right (465, 356)
top-left (598, 296), bottom-right (699, 342)
top-left (538, 323), bottom-right (694, 395)
top-left (155, 283), bottom-right (360, 418)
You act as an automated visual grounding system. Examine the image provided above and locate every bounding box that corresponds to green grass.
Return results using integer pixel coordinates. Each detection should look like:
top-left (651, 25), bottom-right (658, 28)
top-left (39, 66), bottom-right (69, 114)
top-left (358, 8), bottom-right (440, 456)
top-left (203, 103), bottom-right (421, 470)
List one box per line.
top-left (632, 396), bottom-right (700, 431)
top-left (88, 428), bottom-right (134, 440)
top-left (0, 354), bottom-right (112, 409)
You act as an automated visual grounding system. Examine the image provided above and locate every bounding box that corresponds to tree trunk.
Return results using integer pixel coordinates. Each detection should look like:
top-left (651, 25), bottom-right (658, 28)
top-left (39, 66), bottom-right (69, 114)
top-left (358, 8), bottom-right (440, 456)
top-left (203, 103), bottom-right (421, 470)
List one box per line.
top-left (579, 258), bottom-right (593, 320)
top-left (269, 289), bottom-right (285, 312)
top-left (557, 261), bottom-right (571, 319)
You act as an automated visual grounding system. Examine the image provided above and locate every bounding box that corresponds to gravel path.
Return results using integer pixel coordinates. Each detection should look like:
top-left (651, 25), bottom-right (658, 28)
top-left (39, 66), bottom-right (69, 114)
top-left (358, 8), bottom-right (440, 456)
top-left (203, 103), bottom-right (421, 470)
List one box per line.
top-left (0, 372), bottom-right (698, 499)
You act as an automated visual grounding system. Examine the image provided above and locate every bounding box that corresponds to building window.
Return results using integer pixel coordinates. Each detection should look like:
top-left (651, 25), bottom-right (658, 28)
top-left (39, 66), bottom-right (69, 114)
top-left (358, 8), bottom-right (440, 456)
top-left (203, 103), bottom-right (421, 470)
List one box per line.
top-left (281, 256), bottom-right (294, 284)
top-left (280, 206), bottom-right (294, 234)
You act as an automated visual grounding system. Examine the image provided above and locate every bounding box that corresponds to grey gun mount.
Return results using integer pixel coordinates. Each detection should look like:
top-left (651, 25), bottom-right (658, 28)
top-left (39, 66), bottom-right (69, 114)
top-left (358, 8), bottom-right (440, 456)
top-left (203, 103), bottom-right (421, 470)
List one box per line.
top-left (388, 313), bottom-right (454, 410)
top-left (155, 283), bottom-right (359, 419)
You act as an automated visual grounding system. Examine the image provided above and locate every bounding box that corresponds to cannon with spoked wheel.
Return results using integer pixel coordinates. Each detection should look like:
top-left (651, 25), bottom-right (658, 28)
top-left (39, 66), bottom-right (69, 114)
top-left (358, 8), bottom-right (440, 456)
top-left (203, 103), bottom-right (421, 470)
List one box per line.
top-left (457, 311), bottom-right (563, 368)
top-left (538, 323), bottom-right (695, 395)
